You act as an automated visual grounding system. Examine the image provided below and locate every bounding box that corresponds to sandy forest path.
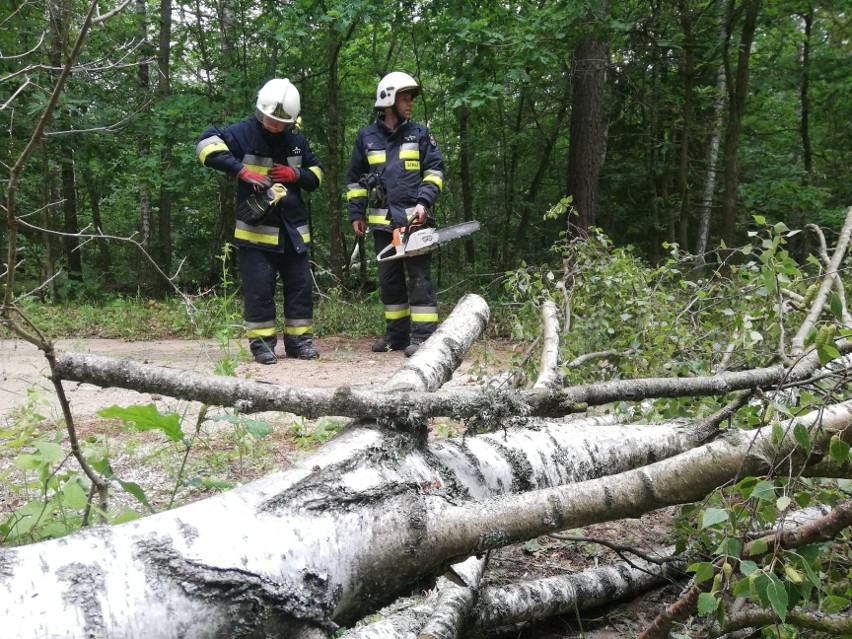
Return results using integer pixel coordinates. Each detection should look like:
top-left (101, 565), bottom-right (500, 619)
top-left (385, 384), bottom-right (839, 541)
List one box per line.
top-left (0, 336), bottom-right (503, 423)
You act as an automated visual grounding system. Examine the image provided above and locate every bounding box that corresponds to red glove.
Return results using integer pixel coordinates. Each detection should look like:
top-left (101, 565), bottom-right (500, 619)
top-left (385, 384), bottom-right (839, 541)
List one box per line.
top-left (269, 164), bottom-right (300, 184)
top-left (238, 167), bottom-right (272, 189)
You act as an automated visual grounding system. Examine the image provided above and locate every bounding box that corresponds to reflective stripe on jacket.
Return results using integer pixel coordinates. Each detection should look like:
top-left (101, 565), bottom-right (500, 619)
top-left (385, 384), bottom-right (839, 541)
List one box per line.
top-left (345, 117), bottom-right (444, 232)
top-left (197, 117), bottom-right (324, 253)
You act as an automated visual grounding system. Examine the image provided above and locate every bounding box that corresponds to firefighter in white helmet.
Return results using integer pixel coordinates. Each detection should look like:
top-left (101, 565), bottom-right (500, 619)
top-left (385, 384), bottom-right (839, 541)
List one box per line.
top-left (196, 79), bottom-right (325, 364)
top-left (345, 72), bottom-right (445, 357)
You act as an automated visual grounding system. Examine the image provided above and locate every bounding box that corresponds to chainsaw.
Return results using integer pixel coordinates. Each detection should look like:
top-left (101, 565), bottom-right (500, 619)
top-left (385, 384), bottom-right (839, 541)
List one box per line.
top-left (376, 220), bottom-right (481, 262)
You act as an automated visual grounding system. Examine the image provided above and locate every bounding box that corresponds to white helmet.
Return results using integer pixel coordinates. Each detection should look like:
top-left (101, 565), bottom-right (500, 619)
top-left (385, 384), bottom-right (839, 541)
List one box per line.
top-left (374, 72), bottom-right (420, 109)
top-left (255, 78), bottom-right (300, 125)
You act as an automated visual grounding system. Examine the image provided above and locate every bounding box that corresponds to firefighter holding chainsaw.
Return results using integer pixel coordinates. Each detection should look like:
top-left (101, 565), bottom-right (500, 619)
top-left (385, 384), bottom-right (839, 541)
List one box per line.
top-left (346, 72), bottom-right (445, 357)
top-left (196, 78), bottom-right (324, 364)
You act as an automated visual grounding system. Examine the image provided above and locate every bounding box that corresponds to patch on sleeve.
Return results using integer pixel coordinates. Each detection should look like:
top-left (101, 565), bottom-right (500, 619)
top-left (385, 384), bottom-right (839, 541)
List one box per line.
top-left (429, 133), bottom-right (437, 148)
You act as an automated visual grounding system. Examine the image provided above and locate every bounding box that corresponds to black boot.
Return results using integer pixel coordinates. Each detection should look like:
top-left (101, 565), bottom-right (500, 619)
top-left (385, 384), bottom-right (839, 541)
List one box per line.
top-left (371, 337), bottom-right (409, 352)
top-left (285, 335), bottom-right (320, 360)
top-left (251, 339), bottom-right (278, 364)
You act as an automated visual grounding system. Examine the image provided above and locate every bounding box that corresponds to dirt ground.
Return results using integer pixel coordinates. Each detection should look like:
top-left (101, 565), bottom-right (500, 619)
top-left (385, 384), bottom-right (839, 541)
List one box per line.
top-left (0, 336), bottom-right (682, 638)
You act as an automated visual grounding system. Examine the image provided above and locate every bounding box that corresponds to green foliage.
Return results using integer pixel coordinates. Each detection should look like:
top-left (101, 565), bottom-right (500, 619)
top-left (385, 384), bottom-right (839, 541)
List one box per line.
top-left (290, 417), bottom-right (345, 450)
top-left (314, 287), bottom-right (385, 338)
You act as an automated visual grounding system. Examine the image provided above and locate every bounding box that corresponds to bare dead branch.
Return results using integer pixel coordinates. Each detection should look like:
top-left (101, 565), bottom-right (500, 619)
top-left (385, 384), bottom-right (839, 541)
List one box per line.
top-left (792, 206), bottom-right (852, 354)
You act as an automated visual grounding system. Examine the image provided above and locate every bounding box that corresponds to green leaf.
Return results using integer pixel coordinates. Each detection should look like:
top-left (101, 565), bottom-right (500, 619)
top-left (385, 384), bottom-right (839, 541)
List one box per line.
top-left (792, 423), bottom-right (810, 450)
top-left (766, 573), bottom-right (788, 621)
top-left (109, 507), bottom-right (143, 524)
top-left (829, 435), bottom-right (850, 464)
top-left (817, 343), bottom-right (840, 366)
top-left (795, 492), bottom-right (812, 508)
top-left (750, 538), bottom-right (769, 557)
top-left (688, 562), bottom-right (715, 584)
top-left (211, 413), bottom-right (275, 439)
top-left (830, 292), bottom-right (843, 320)
top-left (732, 577), bottom-right (750, 597)
top-left (776, 496), bottom-right (791, 511)
top-left (115, 479), bottom-right (156, 513)
top-left (697, 592), bottom-right (719, 615)
top-left (34, 442), bottom-right (64, 463)
top-left (701, 508), bottom-right (729, 529)
top-left (14, 453), bottom-right (42, 470)
top-left (751, 480), bottom-right (776, 501)
top-left (61, 480), bottom-right (89, 509)
top-left (739, 560), bottom-right (759, 576)
top-left (98, 404), bottom-right (184, 442)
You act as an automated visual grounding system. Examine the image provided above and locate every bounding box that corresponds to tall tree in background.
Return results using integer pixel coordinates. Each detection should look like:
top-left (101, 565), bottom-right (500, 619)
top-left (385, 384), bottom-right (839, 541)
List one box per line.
top-left (136, 0), bottom-right (154, 256)
top-left (156, 0), bottom-right (174, 279)
top-left (720, 0), bottom-right (760, 246)
top-left (566, 0), bottom-right (609, 232)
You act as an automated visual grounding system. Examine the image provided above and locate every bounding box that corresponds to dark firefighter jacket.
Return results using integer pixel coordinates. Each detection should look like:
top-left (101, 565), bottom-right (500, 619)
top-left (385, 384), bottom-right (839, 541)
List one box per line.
top-left (345, 117), bottom-right (444, 232)
top-left (196, 117), bottom-right (324, 253)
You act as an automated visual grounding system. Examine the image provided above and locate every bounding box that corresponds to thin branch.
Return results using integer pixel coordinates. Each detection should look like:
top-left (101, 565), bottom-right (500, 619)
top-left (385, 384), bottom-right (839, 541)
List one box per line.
top-left (0, 78), bottom-right (32, 109)
top-left (807, 222), bottom-right (852, 327)
top-left (638, 500), bottom-right (852, 639)
top-left (791, 206), bottom-right (852, 354)
top-left (92, 0), bottom-right (134, 25)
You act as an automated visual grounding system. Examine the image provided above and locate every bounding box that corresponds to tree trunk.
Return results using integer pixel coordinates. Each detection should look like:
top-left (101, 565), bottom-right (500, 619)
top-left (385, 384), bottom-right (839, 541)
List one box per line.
top-left (136, 0), bottom-right (153, 260)
top-left (325, 21), bottom-right (344, 281)
top-left (81, 168), bottom-right (112, 274)
top-left (720, 0), bottom-right (760, 247)
top-left (515, 80), bottom-right (571, 250)
top-left (156, 0), bottom-right (174, 282)
top-left (457, 104), bottom-right (475, 264)
top-left (60, 143), bottom-right (82, 280)
top-left (676, 0), bottom-right (696, 250)
top-left (2, 391), bottom-right (847, 637)
top-left (565, 1), bottom-right (609, 232)
top-left (694, 61), bottom-right (725, 259)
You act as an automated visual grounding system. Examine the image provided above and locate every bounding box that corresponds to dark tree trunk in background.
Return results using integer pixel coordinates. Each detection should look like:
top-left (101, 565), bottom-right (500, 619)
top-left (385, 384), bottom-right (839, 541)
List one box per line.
top-left (566, 1), bottom-right (609, 233)
top-left (326, 22), bottom-right (344, 281)
top-left (458, 104), bottom-right (475, 263)
top-left (82, 169), bottom-right (112, 275)
top-left (156, 0), bottom-right (174, 282)
top-left (646, 38), bottom-right (662, 264)
top-left (677, 0), bottom-right (696, 251)
top-left (60, 145), bottom-right (82, 280)
top-left (720, 0), bottom-right (760, 247)
top-left (136, 0), bottom-right (153, 256)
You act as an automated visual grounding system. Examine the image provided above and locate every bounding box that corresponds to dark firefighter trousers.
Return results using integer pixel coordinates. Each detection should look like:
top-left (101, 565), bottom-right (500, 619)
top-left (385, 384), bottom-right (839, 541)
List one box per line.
top-left (373, 230), bottom-right (438, 346)
top-left (239, 242), bottom-right (313, 357)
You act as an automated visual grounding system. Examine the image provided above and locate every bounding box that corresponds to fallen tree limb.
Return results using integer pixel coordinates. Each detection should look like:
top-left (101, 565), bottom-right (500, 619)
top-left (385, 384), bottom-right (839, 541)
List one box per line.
top-left (417, 554), bottom-right (488, 639)
top-left (533, 300), bottom-right (562, 391)
top-left (51, 338), bottom-right (852, 422)
top-left (709, 608), bottom-right (852, 638)
top-left (342, 547), bottom-right (685, 638)
top-left (637, 499), bottom-right (852, 639)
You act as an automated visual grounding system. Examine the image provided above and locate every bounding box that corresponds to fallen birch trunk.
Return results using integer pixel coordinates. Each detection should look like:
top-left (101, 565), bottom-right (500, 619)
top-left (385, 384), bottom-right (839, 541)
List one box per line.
top-left (52, 340), bottom-right (852, 422)
top-left (342, 547), bottom-right (685, 638)
top-left (2, 394), bottom-right (848, 638)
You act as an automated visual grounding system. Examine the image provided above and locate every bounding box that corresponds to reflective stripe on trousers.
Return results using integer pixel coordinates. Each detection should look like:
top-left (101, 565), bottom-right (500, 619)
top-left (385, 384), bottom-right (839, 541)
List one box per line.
top-left (373, 231), bottom-right (437, 344)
